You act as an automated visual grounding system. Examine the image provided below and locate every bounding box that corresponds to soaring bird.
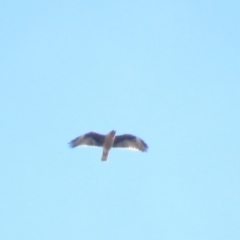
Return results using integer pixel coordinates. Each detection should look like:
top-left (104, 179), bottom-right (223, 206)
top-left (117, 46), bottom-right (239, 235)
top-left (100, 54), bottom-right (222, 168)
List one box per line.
top-left (69, 130), bottom-right (148, 161)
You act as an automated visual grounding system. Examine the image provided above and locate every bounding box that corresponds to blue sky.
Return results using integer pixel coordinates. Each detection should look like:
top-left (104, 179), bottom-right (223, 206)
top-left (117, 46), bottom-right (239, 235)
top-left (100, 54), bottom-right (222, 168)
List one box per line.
top-left (1, 1), bottom-right (240, 239)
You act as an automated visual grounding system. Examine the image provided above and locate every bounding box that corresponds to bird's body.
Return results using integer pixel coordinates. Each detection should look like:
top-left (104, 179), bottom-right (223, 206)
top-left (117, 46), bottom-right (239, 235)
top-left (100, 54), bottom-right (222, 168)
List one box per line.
top-left (69, 130), bottom-right (148, 161)
top-left (101, 130), bottom-right (116, 160)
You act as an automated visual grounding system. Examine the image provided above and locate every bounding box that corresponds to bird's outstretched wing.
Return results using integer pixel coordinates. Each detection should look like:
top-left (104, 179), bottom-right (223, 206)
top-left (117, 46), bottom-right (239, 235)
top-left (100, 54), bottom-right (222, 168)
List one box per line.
top-left (112, 134), bottom-right (148, 152)
top-left (69, 132), bottom-right (105, 148)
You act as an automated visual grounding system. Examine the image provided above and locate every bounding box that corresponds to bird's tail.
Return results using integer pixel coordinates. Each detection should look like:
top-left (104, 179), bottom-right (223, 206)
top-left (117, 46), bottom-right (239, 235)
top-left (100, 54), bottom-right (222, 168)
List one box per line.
top-left (101, 150), bottom-right (108, 161)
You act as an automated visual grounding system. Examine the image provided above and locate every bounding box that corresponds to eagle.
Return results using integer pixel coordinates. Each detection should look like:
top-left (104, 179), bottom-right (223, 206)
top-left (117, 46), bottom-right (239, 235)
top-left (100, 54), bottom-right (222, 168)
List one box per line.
top-left (69, 130), bottom-right (148, 161)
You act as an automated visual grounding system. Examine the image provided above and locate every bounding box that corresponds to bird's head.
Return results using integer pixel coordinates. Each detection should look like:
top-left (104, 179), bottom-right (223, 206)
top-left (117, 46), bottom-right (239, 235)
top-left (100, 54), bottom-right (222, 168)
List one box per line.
top-left (110, 130), bottom-right (116, 136)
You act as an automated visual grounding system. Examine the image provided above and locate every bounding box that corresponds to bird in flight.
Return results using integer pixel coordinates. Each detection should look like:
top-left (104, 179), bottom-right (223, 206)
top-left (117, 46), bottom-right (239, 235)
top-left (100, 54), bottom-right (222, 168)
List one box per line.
top-left (69, 130), bottom-right (148, 161)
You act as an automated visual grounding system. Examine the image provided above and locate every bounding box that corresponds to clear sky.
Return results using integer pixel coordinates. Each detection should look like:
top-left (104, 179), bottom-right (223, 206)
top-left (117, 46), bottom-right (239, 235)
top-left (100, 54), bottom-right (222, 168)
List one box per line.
top-left (1, 1), bottom-right (240, 239)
